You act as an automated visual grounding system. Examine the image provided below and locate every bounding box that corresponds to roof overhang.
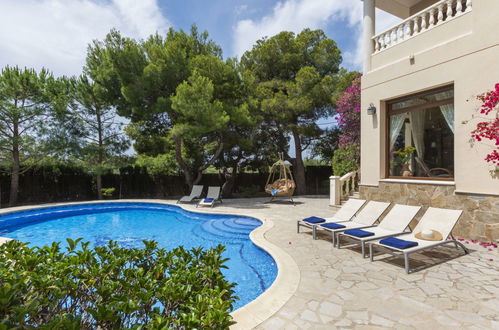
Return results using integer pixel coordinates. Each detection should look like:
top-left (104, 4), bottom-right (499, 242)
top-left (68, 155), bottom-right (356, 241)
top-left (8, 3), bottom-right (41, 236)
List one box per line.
top-left (363, 0), bottom-right (438, 19)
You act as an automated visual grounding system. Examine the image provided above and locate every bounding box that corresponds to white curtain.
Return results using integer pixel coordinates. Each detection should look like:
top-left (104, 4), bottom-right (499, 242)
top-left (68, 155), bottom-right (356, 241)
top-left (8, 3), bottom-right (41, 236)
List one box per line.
top-left (409, 110), bottom-right (426, 160)
top-left (435, 90), bottom-right (455, 133)
top-left (390, 114), bottom-right (405, 150)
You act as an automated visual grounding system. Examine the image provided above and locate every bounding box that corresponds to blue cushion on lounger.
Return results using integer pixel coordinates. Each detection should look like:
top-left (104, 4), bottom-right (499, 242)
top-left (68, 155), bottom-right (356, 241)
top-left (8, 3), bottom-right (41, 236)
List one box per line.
top-left (320, 222), bottom-right (346, 230)
top-left (344, 229), bottom-right (374, 237)
top-left (302, 216), bottom-right (325, 224)
top-left (204, 198), bottom-right (214, 203)
top-left (379, 237), bottom-right (418, 249)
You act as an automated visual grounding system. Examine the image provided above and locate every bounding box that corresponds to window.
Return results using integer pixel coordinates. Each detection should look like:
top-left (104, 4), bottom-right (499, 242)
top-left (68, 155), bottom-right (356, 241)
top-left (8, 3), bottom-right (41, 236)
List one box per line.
top-left (387, 86), bottom-right (454, 180)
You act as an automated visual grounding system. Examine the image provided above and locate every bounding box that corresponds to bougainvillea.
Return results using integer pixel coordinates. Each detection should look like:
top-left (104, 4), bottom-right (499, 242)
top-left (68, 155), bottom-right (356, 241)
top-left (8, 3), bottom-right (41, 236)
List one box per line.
top-left (335, 74), bottom-right (361, 147)
top-left (470, 83), bottom-right (499, 166)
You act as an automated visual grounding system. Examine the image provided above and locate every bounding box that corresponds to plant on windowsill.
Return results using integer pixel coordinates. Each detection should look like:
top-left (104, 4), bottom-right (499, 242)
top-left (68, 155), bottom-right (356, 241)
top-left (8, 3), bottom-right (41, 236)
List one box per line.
top-left (393, 146), bottom-right (416, 177)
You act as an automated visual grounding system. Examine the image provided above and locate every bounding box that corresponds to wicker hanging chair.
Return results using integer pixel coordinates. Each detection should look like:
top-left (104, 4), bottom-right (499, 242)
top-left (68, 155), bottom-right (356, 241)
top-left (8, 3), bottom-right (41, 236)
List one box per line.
top-left (265, 154), bottom-right (296, 198)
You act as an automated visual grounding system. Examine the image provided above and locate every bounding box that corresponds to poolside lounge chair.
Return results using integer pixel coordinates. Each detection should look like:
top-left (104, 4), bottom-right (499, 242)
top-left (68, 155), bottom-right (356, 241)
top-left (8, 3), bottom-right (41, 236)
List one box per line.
top-left (368, 207), bottom-right (469, 274)
top-left (297, 199), bottom-right (367, 235)
top-left (337, 204), bottom-right (421, 258)
top-left (314, 201), bottom-right (391, 246)
top-left (177, 185), bottom-right (203, 204)
top-left (197, 186), bottom-right (222, 208)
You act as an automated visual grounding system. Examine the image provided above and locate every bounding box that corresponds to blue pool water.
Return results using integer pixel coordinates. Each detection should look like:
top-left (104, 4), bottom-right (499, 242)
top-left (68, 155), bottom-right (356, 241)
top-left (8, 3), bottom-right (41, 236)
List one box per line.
top-left (0, 202), bottom-right (277, 309)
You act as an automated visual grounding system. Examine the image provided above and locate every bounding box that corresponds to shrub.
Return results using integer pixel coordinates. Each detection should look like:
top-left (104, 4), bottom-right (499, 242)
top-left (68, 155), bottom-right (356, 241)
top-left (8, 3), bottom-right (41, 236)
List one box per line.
top-left (101, 187), bottom-right (116, 197)
top-left (0, 239), bottom-right (237, 329)
top-left (332, 144), bottom-right (360, 176)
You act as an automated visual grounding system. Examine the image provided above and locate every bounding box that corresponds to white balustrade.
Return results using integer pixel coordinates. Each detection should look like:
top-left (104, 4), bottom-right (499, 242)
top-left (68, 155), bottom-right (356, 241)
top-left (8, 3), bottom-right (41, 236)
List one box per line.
top-left (371, 0), bottom-right (472, 54)
top-left (330, 170), bottom-right (360, 206)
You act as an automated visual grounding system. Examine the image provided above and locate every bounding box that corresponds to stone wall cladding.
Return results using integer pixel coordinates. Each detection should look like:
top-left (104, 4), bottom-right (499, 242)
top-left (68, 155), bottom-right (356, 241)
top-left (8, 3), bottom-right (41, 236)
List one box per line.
top-left (359, 182), bottom-right (499, 242)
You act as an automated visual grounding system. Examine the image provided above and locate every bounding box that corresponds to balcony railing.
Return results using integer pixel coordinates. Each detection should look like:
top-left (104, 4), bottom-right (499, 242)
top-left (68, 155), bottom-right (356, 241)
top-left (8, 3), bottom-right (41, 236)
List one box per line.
top-left (372, 0), bottom-right (472, 54)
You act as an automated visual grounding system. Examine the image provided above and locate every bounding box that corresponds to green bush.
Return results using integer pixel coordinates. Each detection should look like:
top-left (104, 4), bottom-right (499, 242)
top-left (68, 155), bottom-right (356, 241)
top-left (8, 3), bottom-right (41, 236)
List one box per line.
top-left (101, 187), bottom-right (116, 197)
top-left (332, 144), bottom-right (360, 176)
top-left (0, 239), bottom-right (237, 329)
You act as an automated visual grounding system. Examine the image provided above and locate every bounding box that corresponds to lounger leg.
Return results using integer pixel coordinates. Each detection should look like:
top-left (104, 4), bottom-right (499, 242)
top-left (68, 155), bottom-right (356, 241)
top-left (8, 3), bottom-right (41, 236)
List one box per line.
top-left (404, 253), bottom-right (410, 274)
top-left (312, 225), bottom-right (316, 239)
top-left (369, 244), bottom-right (374, 262)
top-left (297, 221), bottom-right (300, 233)
top-left (361, 241), bottom-right (365, 258)
top-left (337, 234), bottom-right (342, 249)
top-left (454, 240), bottom-right (470, 254)
top-left (331, 231), bottom-right (335, 246)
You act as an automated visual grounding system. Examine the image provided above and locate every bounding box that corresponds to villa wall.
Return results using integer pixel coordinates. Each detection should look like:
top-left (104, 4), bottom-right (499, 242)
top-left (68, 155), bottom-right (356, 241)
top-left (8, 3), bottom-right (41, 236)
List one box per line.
top-left (359, 0), bottom-right (499, 236)
top-left (359, 182), bottom-right (499, 241)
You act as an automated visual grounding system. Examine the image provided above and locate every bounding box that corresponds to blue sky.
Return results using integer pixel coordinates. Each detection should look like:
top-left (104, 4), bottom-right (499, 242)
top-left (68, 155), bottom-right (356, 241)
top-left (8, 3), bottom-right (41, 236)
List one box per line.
top-left (0, 0), bottom-right (400, 77)
top-left (0, 0), bottom-right (399, 157)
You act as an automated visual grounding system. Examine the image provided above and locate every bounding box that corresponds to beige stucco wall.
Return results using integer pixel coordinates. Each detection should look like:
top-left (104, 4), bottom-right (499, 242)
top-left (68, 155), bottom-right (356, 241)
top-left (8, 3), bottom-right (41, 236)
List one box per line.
top-left (361, 0), bottom-right (499, 196)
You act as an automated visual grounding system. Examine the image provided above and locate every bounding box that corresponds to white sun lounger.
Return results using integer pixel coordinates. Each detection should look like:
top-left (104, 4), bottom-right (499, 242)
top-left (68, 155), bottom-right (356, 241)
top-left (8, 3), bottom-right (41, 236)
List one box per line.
top-left (337, 204), bottom-right (421, 258)
top-left (296, 199), bottom-right (367, 235)
top-left (368, 207), bottom-right (469, 274)
top-left (197, 186), bottom-right (222, 208)
top-left (177, 185), bottom-right (203, 203)
top-left (314, 201), bottom-right (391, 245)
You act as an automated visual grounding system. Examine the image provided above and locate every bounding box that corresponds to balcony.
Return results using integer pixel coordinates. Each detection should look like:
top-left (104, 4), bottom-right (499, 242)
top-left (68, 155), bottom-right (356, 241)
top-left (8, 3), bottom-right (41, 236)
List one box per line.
top-left (363, 0), bottom-right (474, 72)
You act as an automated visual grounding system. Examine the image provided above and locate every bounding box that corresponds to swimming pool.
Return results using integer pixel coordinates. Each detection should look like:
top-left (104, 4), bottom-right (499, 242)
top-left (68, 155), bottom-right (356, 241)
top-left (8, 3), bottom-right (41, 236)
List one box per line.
top-left (0, 202), bottom-right (277, 310)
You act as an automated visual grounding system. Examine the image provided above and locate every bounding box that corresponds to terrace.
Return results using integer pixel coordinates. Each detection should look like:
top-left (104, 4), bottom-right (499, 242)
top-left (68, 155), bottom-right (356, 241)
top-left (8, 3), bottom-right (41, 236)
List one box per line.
top-left (363, 0), bottom-right (473, 72)
top-left (172, 196), bottom-right (498, 329)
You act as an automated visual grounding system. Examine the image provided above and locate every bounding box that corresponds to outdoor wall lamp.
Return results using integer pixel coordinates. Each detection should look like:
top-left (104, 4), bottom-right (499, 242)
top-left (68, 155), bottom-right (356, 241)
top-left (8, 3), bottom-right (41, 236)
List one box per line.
top-left (367, 103), bottom-right (376, 115)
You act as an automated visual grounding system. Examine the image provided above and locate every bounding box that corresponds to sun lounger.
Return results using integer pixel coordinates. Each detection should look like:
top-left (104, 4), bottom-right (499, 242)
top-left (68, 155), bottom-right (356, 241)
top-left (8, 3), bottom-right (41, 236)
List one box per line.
top-left (337, 204), bottom-right (421, 257)
top-left (197, 186), bottom-right (222, 208)
top-left (297, 199), bottom-right (367, 235)
top-left (368, 207), bottom-right (469, 273)
top-left (314, 201), bottom-right (391, 245)
top-left (177, 185), bottom-right (203, 204)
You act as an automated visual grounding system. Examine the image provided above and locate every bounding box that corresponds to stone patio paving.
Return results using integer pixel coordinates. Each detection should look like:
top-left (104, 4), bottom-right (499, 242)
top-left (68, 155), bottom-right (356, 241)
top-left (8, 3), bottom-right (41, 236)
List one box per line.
top-left (178, 196), bottom-right (499, 329)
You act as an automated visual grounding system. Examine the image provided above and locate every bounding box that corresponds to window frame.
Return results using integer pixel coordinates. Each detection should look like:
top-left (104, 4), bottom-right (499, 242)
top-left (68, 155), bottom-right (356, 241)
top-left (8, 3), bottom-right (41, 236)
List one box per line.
top-left (385, 85), bottom-right (455, 181)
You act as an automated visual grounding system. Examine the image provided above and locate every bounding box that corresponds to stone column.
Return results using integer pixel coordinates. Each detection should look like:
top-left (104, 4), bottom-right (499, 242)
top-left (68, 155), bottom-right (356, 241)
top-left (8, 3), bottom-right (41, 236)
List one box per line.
top-left (363, 0), bottom-right (376, 73)
top-left (330, 176), bottom-right (341, 206)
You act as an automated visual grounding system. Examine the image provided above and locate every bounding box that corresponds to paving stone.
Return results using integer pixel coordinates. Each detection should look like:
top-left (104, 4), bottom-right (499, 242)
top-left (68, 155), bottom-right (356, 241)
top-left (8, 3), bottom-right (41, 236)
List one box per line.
top-left (300, 309), bottom-right (319, 323)
top-left (318, 301), bottom-right (342, 318)
top-left (346, 311), bottom-right (369, 322)
top-left (307, 300), bottom-right (319, 311)
top-left (334, 319), bottom-right (352, 327)
top-left (259, 317), bottom-right (286, 330)
top-left (370, 314), bottom-right (394, 327)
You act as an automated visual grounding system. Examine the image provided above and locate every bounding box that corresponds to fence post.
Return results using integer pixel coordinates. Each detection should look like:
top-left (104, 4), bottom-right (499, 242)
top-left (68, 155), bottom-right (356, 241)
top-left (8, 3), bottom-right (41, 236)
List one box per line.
top-left (329, 176), bottom-right (341, 206)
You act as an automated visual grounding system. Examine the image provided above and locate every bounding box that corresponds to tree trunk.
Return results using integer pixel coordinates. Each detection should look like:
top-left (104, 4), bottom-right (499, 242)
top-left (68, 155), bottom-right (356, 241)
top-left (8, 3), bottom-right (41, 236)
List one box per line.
top-left (96, 174), bottom-right (103, 200)
top-left (96, 106), bottom-right (104, 200)
top-left (9, 158), bottom-right (19, 207)
top-left (292, 130), bottom-right (307, 195)
top-left (174, 136), bottom-right (194, 190)
top-left (9, 119), bottom-right (20, 207)
top-left (221, 165), bottom-right (238, 198)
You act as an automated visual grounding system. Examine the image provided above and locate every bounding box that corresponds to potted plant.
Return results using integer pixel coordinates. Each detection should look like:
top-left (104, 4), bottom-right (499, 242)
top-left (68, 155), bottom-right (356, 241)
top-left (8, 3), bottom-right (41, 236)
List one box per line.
top-left (393, 146), bottom-right (416, 176)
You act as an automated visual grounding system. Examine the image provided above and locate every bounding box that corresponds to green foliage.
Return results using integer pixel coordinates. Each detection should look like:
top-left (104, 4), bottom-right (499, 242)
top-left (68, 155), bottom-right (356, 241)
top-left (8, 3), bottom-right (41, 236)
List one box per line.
top-left (101, 187), bottom-right (115, 197)
top-left (0, 239), bottom-right (236, 329)
top-left (136, 153), bottom-right (178, 177)
top-left (303, 158), bottom-right (330, 166)
top-left (311, 127), bottom-right (341, 161)
top-left (332, 144), bottom-right (360, 176)
top-left (0, 66), bottom-right (68, 205)
top-left (393, 146), bottom-right (416, 165)
top-left (240, 28), bottom-right (342, 194)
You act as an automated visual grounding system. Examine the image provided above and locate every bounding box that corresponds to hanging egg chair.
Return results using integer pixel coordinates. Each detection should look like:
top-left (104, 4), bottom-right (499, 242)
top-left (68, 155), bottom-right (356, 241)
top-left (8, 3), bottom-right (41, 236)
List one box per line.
top-left (265, 154), bottom-right (296, 203)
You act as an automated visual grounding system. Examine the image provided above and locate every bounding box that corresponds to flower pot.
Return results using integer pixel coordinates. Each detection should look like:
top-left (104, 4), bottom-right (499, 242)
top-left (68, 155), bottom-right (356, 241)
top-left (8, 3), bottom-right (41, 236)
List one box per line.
top-left (401, 164), bottom-right (413, 177)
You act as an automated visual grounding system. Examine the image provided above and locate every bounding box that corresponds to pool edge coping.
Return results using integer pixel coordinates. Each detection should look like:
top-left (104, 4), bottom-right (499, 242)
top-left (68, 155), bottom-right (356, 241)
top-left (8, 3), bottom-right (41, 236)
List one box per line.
top-left (0, 199), bottom-right (300, 329)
